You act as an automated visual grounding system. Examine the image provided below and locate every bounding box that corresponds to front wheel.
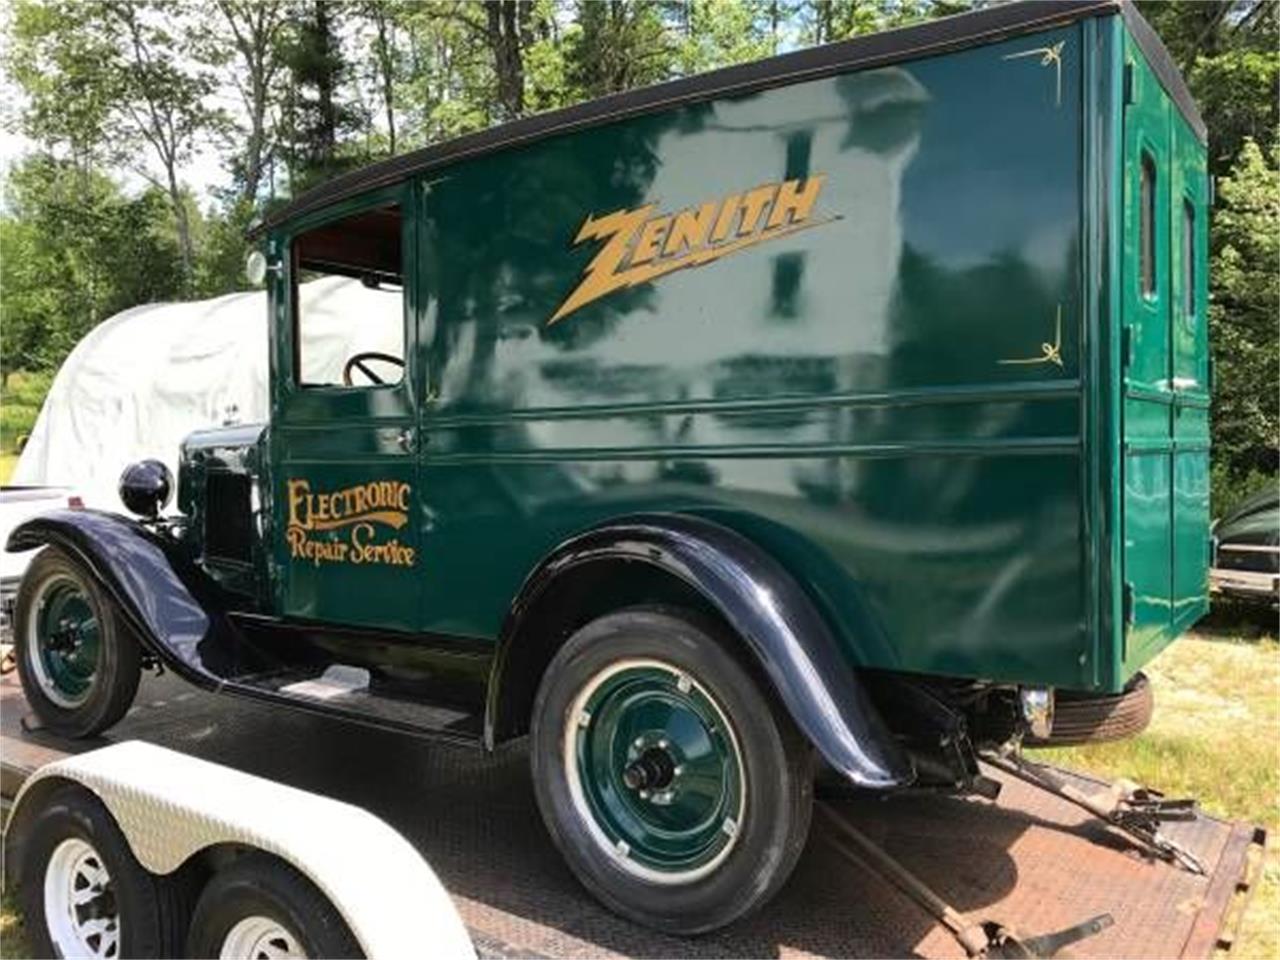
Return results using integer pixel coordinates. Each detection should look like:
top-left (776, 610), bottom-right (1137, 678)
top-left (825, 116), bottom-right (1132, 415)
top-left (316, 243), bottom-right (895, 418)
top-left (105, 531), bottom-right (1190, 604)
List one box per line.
top-left (14, 546), bottom-right (142, 738)
top-left (530, 607), bottom-right (813, 934)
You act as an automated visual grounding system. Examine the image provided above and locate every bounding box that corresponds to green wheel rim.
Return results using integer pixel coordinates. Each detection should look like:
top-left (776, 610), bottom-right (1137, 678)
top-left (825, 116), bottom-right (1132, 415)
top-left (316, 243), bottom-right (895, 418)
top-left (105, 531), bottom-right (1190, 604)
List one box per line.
top-left (28, 575), bottom-right (101, 707)
top-left (564, 658), bottom-right (745, 883)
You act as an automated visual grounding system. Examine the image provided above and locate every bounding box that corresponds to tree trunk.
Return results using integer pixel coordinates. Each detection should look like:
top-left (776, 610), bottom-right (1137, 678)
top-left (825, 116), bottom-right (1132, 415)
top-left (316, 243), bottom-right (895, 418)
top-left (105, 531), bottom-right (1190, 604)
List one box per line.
top-left (375, 10), bottom-right (396, 153)
top-left (315, 0), bottom-right (337, 167)
top-left (165, 163), bottom-right (194, 287)
top-left (487, 0), bottom-right (526, 121)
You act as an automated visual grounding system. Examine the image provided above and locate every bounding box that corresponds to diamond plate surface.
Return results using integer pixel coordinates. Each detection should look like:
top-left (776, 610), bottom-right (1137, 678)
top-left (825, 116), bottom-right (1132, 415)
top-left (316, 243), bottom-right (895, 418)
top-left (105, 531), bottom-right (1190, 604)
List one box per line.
top-left (0, 672), bottom-right (1253, 958)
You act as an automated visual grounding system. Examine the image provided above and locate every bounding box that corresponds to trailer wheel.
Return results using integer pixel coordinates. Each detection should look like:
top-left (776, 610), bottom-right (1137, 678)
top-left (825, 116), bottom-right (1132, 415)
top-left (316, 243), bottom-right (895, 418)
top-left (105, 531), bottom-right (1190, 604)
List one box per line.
top-left (19, 782), bottom-right (188, 958)
top-left (530, 606), bottom-right (813, 934)
top-left (186, 853), bottom-right (362, 959)
top-left (14, 546), bottom-right (141, 738)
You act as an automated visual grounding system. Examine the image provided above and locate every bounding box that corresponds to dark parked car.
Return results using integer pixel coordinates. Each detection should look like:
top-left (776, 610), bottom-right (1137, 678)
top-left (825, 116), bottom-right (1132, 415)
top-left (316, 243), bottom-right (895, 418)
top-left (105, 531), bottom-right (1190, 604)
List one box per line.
top-left (1212, 487), bottom-right (1280, 604)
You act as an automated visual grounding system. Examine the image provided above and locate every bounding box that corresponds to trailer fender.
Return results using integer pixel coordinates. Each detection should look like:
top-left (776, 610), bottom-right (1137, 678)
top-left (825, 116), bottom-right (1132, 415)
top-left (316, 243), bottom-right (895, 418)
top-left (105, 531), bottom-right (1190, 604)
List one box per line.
top-left (5, 740), bottom-right (475, 959)
top-left (5, 509), bottom-right (234, 687)
top-left (491, 513), bottom-right (913, 790)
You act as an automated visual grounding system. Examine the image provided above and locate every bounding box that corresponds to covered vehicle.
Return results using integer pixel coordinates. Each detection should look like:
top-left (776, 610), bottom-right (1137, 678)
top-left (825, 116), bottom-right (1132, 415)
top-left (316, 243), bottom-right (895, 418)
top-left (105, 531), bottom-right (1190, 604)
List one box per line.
top-left (1211, 487), bottom-right (1280, 603)
top-left (6, 0), bottom-right (1211, 935)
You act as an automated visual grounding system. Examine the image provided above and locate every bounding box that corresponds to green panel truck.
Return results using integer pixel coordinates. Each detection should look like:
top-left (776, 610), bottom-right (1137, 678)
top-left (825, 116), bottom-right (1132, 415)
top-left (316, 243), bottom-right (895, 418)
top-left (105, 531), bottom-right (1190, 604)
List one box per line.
top-left (9, 0), bottom-right (1209, 934)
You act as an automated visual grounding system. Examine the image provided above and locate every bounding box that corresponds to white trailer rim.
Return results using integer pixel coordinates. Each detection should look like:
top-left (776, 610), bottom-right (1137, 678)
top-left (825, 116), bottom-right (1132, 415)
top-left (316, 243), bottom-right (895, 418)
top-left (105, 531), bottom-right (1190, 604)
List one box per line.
top-left (220, 915), bottom-right (307, 959)
top-left (43, 837), bottom-right (120, 959)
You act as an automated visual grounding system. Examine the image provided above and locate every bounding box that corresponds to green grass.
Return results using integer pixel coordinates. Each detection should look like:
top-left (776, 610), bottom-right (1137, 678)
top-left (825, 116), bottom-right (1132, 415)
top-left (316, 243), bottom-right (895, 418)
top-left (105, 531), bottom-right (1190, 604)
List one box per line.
top-left (0, 889), bottom-right (29, 960)
top-left (0, 452), bottom-right (17, 486)
top-left (1031, 611), bottom-right (1280, 959)
top-left (1, 615), bottom-right (1275, 957)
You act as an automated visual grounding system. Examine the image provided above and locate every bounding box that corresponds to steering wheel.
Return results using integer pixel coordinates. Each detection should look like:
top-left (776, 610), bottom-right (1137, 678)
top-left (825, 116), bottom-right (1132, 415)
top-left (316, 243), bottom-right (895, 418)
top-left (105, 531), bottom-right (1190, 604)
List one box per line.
top-left (342, 351), bottom-right (405, 386)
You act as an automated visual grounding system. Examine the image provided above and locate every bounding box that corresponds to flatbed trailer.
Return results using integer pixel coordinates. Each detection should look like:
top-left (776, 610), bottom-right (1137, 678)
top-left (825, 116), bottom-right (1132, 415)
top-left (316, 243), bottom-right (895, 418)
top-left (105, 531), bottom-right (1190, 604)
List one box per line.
top-left (1, 671), bottom-right (1264, 959)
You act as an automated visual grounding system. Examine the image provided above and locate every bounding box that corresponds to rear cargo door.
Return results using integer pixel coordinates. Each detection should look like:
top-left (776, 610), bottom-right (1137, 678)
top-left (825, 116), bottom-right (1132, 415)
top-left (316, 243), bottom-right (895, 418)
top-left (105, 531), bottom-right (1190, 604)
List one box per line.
top-left (1121, 42), bottom-right (1174, 665)
top-left (1169, 114), bottom-right (1211, 630)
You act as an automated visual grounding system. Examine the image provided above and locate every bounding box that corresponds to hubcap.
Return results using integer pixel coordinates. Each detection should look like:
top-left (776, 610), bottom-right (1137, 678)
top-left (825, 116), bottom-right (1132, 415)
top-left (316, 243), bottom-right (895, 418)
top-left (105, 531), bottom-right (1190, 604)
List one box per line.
top-left (27, 575), bottom-right (101, 707)
top-left (564, 658), bottom-right (746, 884)
top-left (220, 915), bottom-right (307, 960)
top-left (43, 838), bottom-right (119, 959)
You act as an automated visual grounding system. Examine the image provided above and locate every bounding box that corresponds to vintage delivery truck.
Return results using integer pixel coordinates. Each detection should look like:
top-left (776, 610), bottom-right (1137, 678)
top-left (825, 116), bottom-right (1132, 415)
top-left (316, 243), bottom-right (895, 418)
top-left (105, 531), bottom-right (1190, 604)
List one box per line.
top-left (8, 0), bottom-right (1209, 937)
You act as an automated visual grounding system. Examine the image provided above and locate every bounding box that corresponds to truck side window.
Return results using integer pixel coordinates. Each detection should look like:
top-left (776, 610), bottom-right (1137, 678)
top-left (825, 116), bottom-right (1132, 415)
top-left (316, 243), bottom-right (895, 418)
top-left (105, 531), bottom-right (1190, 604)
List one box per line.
top-left (1182, 198), bottom-right (1195, 318)
top-left (1140, 153), bottom-right (1156, 298)
top-left (291, 203), bottom-right (405, 388)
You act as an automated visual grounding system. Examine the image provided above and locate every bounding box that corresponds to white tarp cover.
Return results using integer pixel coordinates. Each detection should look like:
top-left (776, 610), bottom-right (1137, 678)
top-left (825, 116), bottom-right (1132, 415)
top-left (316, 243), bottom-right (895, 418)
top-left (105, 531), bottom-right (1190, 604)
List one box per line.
top-left (12, 277), bottom-right (402, 508)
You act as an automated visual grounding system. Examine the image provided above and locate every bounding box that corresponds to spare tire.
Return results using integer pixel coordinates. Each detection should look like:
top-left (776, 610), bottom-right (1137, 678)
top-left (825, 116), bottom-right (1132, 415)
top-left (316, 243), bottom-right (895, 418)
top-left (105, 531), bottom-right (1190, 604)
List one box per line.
top-left (1029, 673), bottom-right (1153, 747)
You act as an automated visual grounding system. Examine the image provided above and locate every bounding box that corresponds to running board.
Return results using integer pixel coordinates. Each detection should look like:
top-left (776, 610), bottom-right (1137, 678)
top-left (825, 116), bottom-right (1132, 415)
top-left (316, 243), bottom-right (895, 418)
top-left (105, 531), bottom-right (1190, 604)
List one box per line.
top-left (218, 664), bottom-right (485, 745)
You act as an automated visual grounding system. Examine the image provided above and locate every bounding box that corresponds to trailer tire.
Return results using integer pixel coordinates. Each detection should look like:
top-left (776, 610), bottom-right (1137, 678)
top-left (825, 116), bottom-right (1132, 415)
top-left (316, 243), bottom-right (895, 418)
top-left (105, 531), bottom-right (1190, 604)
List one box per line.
top-left (530, 606), bottom-right (813, 934)
top-left (19, 782), bottom-right (189, 959)
top-left (14, 546), bottom-right (141, 738)
top-left (186, 852), bottom-right (362, 959)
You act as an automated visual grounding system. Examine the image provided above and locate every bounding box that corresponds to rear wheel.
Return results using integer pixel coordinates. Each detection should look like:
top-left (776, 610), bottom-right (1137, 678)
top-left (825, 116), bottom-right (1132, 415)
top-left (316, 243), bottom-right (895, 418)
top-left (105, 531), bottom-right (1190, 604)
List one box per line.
top-left (14, 546), bottom-right (141, 738)
top-left (530, 607), bottom-right (813, 934)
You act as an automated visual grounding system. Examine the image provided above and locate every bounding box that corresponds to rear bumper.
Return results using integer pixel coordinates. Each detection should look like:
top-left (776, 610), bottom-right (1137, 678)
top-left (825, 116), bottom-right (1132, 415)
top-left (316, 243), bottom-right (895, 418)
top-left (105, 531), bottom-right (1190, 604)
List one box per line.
top-left (1210, 567), bottom-right (1279, 601)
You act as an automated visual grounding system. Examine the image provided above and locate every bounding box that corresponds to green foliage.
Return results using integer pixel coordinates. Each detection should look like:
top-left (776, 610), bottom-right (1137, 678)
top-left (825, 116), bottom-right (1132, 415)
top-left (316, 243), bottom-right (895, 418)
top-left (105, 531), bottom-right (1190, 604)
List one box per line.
top-left (0, 156), bottom-right (185, 377)
top-left (278, 1), bottom-right (369, 194)
top-left (0, 370), bottom-right (55, 452)
top-left (1209, 138), bottom-right (1280, 499)
top-left (567, 1), bottom-right (675, 98)
top-left (676, 1), bottom-right (774, 74)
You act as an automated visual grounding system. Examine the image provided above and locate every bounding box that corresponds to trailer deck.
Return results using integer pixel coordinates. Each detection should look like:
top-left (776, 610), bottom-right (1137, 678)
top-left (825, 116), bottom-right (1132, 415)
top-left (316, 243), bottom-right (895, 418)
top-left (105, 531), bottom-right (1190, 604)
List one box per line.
top-left (0, 670), bottom-right (1264, 958)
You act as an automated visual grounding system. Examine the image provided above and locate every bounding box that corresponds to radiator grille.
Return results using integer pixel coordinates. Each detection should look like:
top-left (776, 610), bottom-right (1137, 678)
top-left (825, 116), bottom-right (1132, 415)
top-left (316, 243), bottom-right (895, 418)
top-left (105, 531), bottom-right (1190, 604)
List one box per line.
top-left (205, 473), bottom-right (254, 563)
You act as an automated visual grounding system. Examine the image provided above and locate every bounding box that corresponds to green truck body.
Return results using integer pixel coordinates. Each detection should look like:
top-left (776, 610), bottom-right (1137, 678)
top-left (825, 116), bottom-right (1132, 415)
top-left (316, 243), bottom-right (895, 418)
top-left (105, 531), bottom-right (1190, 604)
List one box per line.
top-left (181, 0), bottom-right (1207, 694)
top-left (9, 0), bottom-right (1209, 933)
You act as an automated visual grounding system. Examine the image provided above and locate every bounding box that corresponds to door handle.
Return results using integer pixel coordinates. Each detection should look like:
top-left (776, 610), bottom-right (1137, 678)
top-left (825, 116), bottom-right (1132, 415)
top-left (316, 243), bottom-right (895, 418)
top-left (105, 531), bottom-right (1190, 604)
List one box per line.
top-left (396, 428), bottom-right (416, 453)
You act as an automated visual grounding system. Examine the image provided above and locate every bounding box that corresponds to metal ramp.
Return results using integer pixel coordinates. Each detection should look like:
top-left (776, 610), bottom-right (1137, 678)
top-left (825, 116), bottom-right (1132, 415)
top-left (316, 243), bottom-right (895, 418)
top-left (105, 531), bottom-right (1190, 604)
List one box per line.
top-left (0, 671), bottom-right (1264, 959)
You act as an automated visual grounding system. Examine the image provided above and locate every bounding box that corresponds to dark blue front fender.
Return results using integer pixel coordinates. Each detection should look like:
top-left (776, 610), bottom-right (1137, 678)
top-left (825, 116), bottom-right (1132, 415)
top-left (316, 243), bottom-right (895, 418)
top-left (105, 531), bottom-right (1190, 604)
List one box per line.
top-left (6, 509), bottom-right (239, 687)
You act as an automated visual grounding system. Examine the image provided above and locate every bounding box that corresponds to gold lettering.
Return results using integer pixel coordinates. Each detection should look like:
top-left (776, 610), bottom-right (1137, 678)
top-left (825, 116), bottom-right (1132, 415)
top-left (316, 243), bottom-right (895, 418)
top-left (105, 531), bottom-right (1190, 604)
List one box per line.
top-left (664, 202), bottom-right (718, 256)
top-left (548, 177), bottom-right (832, 326)
top-left (287, 479), bottom-right (311, 530)
top-left (710, 194), bottom-right (741, 242)
top-left (766, 176), bottom-right (825, 229)
top-left (737, 184), bottom-right (778, 235)
top-left (630, 215), bottom-right (671, 266)
top-left (547, 205), bottom-right (654, 324)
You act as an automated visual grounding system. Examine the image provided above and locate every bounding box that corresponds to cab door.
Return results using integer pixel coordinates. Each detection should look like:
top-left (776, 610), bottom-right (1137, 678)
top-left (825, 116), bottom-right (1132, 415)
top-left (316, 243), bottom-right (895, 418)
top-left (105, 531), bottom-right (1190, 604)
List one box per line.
top-left (1121, 41), bottom-right (1174, 666)
top-left (270, 187), bottom-right (422, 631)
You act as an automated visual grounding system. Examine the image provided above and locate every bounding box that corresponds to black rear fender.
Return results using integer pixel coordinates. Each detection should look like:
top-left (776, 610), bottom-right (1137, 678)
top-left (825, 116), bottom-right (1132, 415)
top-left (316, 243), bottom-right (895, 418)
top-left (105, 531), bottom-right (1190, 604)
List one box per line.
top-left (488, 513), bottom-right (913, 790)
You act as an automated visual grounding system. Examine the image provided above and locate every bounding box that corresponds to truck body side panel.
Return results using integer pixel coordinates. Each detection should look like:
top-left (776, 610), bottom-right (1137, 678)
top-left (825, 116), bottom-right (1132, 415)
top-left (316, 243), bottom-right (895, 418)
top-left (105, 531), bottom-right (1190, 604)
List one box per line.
top-left (416, 26), bottom-right (1091, 688)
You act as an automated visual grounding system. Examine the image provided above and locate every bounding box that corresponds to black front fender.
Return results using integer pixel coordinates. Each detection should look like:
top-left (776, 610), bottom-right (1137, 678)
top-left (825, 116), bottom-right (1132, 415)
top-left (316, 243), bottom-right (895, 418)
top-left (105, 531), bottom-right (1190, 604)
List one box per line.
top-left (6, 509), bottom-right (240, 687)
top-left (492, 513), bottom-right (913, 790)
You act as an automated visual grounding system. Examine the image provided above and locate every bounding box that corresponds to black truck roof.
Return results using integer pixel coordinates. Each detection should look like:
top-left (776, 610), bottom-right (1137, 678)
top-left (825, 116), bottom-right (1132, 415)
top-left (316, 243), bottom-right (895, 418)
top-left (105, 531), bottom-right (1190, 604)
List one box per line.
top-left (253, 0), bottom-right (1203, 237)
